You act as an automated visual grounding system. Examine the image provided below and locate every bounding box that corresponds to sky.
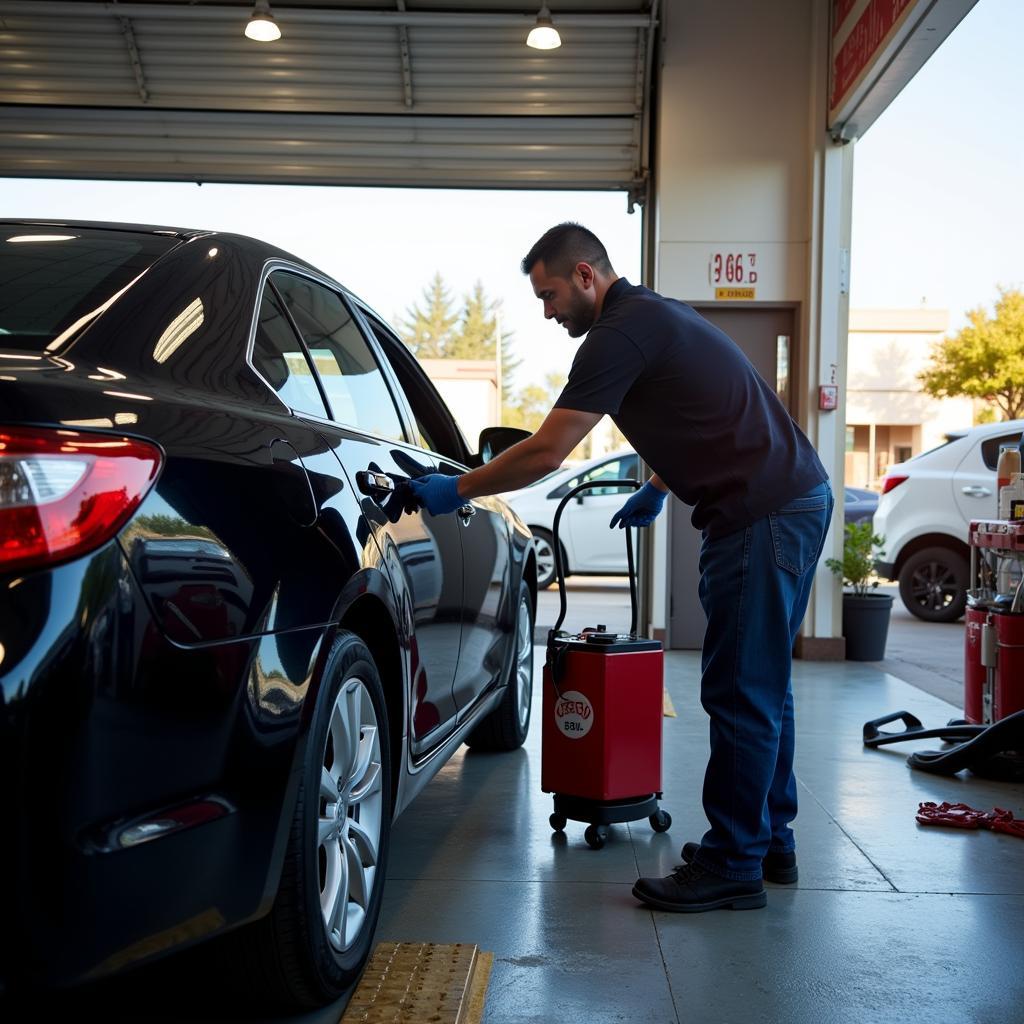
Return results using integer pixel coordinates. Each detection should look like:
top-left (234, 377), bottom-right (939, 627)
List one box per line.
top-left (1, 0), bottom-right (1019, 391)
top-left (849, 0), bottom-right (1023, 328)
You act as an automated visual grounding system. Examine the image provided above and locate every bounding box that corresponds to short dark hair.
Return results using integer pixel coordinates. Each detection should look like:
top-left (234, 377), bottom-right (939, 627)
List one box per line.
top-left (521, 222), bottom-right (614, 277)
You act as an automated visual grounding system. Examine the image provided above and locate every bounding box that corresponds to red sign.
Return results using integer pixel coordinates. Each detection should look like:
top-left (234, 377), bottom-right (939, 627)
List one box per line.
top-left (833, 0), bottom-right (859, 31)
top-left (830, 0), bottom-right (916, 117)
top-left (710, 251), bottom-right (758, 286)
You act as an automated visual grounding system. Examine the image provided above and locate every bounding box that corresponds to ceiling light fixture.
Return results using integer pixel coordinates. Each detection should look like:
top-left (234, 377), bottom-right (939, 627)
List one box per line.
top-left (527, 4), bottom-right (561, 50)
top-left (245, 0), bottom-right (281, 42)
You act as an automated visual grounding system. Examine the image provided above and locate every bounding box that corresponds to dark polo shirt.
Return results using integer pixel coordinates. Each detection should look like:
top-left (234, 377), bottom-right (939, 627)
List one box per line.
top-left (554, 278), bottom-right (827, 537)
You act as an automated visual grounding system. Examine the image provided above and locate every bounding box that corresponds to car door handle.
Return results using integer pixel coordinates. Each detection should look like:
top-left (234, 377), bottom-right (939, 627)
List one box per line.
top-left (457, 504), bottom-right (476, 527)
top-left (961, 486), bottom-right (992, 498)
top-left (356, 470), bottom-right (395, 499)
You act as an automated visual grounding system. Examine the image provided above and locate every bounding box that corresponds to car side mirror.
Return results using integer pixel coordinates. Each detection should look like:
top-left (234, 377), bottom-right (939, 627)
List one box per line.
top-left (470, 426), bottom-right (532, 467)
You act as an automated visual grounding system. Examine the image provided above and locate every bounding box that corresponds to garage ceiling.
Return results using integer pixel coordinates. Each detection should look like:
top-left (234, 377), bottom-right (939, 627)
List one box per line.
top-left (0, 0), bottom-right (657, 194)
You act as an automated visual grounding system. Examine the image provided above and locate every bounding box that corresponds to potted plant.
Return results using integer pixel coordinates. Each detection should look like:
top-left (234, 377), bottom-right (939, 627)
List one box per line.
top-left (826, 521), bottom-right (893, 661)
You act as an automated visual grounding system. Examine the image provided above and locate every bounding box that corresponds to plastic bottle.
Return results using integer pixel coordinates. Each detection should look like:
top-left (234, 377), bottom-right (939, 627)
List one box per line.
top-left (997, 443), bottom-right (1022, 519)
top-left (997, 443), bottom-right (1021, 492)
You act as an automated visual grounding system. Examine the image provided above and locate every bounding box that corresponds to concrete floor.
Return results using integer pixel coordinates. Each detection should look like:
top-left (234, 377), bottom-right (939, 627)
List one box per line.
top-left (7, 594), bottom-right (1022, 1023)
top-left (379, 648), bottom-right (1024, 1024)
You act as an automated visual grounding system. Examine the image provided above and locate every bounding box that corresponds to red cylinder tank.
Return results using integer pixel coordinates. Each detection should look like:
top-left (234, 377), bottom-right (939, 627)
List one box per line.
top-left (994, 612), bottom-right (1024, 721)
top-left (964, 607), bottom-right (988, 724)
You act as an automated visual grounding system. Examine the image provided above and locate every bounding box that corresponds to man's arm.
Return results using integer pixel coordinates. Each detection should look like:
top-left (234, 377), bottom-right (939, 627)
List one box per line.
top-left (456, 408), bottom-right (601, 500)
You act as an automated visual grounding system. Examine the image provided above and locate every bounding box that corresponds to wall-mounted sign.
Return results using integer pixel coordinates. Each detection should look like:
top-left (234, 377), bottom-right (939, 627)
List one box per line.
top-left (829, 0), bottom-right (919, 127)
top-left (715, 287), bottom-right (756, 301)
top-left (709, 251), bottom-right (759, 287)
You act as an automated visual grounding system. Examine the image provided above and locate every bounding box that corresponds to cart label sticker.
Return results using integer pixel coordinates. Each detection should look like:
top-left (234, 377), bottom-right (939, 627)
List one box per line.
top-left (554, 690), bottom-right (594, 739)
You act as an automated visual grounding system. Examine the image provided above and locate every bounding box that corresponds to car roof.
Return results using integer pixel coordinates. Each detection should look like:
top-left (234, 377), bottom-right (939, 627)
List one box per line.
top-left (1, 218), bottom-right (326, 278)
top-left (575, 448), bottom-right (636, 468)
top-left (953, 419), bottom-right (1024, 439)
top-left (1, 218), bottom-right (205, 239)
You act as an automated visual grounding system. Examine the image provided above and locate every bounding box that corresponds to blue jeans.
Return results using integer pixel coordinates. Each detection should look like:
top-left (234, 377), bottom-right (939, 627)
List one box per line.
top-left (692, 481), bottom-right (833, 881)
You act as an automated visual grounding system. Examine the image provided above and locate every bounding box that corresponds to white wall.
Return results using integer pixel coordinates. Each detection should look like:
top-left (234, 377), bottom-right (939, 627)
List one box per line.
top-left (655, 0), bottom-right (813, 303)
top-left (846, 308), bottom-right (974, 457)
top-left (649, 0), bottom-right (846, 648)
top-left (419, 358), bottom-right (498, 451)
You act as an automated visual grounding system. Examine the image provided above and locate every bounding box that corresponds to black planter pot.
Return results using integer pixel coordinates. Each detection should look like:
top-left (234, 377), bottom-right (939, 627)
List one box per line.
top-left (842, 592), bottom-right (894, 661)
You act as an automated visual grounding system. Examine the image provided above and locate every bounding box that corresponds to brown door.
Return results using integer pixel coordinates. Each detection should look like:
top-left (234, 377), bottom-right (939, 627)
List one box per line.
top-left (668, 306), bottom-right (796, 649)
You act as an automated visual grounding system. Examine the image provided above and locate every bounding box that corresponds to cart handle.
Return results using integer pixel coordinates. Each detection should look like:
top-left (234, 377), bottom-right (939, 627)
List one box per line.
top-left (549, 479), bottom-right (641, 638)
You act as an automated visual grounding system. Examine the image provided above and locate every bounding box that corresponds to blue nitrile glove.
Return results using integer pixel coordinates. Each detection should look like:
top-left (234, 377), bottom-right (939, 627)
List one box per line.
top-left (609, 481), bottom-right (667, 529)
top-left (409, 474), bottom-right (465, 516)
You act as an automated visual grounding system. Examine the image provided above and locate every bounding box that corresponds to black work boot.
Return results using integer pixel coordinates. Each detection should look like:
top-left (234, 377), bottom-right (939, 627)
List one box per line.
top-left (680, 841), bottom-right (798, 884)
top-left (632, 863), bottom-right (766, 913)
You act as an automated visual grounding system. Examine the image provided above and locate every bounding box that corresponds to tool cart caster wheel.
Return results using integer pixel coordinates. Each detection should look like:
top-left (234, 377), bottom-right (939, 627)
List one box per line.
top-left (649, 809), bottom-right (672, 833)
top-left (584, 825), bottom-right (608, 850)
top-left (549, 813), bottom-right (567, 832)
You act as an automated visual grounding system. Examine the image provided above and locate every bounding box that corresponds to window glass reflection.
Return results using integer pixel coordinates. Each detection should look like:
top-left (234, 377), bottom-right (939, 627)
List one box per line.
top-left (251, 288), bottom-right (327, 417)
top-left (272, 273), bottom-right (405, 442)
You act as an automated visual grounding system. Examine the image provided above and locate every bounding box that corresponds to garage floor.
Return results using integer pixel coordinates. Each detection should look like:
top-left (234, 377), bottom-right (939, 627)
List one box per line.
top-left (6, 647), bottom-right (1023, 1023)
top-left (379, 649), bottom-right (1024, 1024)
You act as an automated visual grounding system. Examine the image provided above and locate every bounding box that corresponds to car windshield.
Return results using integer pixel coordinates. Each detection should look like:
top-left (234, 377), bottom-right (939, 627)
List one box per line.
top-left (0, 227), bottom-right (180, 352)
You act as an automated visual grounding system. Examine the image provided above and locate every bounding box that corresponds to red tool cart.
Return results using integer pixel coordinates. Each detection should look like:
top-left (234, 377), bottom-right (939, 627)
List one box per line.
top-left (965, 520), bottom-right (1024, 724)
top-left (542, 479), bottom-right (671, 850)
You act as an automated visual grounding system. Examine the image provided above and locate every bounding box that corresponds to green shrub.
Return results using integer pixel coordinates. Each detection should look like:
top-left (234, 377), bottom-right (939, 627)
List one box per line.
top-left (826, 521), bottom-right (886, 597)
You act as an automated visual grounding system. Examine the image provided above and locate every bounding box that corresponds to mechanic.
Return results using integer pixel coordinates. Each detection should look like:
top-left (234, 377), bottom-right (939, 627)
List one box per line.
top-left (410, 222), bottom-right (833, 913)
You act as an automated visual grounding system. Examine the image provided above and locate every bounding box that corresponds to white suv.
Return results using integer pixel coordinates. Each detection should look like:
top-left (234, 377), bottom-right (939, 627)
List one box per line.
top-left (502, 450), bottom-right (640, 588)
top-left (873, 419), bottom-right (1024, 621)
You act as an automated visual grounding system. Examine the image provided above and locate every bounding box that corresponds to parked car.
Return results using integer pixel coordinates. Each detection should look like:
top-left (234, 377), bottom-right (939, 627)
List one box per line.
top-left (843, 486), bottom-right (879, 525)
top-left (873, 420), bottom-right (1024, 622)
top-left (506, 455), bottom-right (876, 590)
top-left (0, 221), bottom-right (537, 1008)
top-left (503, 450), bottom-right (640, 588)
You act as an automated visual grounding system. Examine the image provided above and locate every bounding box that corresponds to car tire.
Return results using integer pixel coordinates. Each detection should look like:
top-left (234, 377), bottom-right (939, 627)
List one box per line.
top-left (226, 631), bottom-right (392, 1010)
top-left (465, 579), bottom-right (534, 751)
top-left (532, 528), bottom-right (565, 590)
top-left (898, 546), bottom-right (968, 623)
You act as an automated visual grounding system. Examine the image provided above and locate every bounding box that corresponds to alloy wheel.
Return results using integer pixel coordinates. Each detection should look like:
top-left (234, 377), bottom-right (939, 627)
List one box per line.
top-left (909, 560), bottom-right (958, 612)
top-left (515, 591), bottom-right (534, 730)
top-left (318, 676), bottom-right (384, 953)
top-left (533, 534), bottom-right (556, 586)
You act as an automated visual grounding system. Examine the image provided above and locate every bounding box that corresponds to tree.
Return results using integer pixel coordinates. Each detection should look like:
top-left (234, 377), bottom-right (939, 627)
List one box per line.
top-left (447, 281), bottom-right (521, 402)
top-left (501, 372), bottom-right (565, 433)
top-left (397, 273), bottom-right (459, 358)
top-left (919, 288), bottom-right (1024, 420)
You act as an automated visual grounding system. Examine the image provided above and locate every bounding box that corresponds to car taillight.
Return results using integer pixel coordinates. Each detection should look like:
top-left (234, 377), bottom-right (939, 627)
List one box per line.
top-left (881, 474), bottom-right (908, 495)
top-left (0, 427), bottom-right (162, 573)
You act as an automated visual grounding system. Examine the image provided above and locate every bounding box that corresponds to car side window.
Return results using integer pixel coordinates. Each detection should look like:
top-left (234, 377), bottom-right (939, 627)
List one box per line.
top-left (552, 454), bottom-right (639, 498)
top-left (271, 273), bottom-right (406, 442)
top-left (251, 287), bottom-right (329, 417)
top-left (980, 434), bottom-right (1024, 471)
top-left (363, 315), bottom-right (470, 464)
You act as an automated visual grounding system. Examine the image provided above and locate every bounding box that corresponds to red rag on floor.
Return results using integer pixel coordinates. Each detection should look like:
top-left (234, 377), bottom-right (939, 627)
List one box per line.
top-left (916, 801), bottom-right (1024, 838)
top-left (989, 808), bottom-right (1024, 838)
top-left (916, 802), bottom-right (991, 828)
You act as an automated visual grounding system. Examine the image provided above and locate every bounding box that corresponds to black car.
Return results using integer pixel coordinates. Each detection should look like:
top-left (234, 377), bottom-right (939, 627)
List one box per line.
top-left (0, 221), bottom-right (537, 1008)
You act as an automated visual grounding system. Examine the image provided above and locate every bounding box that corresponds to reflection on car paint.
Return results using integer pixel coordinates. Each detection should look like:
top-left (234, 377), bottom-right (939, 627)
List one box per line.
top-left (247, 630), bottom-right (323, 730)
